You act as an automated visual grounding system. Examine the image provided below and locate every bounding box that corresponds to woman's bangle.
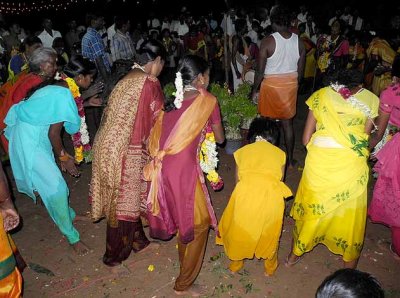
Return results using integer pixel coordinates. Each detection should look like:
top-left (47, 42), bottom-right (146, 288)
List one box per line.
top-left (59, 150), bottom-right (71, 162)
top-left (59, 155), bottom-right (70, 162)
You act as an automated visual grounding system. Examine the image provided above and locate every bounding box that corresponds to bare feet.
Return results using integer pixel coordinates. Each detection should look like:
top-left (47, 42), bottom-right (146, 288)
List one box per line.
top-left (72, 241), bottom-right (90, 256)
top-left (136, 241), bottom-right (160, 254)
top-left (287, 159), bottom-right (299, 170)
top-left (73, 213), bottom-right (91, 222)
top-left (389, 244), bottom-right (400, 261)
top-left (343, 258), bottom-right (359, 269)
top-left (285, 253), bottom-right (301, 268)
top-left (264, 272), bottom-right (272, 277)
top-left (377, 240), bottom-right (400, 261)
top-left (174, 284), bottom-right (208, 297)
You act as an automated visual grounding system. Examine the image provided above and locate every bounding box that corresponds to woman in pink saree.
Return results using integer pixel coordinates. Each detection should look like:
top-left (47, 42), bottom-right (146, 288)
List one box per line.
top-left (144, 55), bottom-right (224, 297)
top-left (369, 54), bottom-right (400, 259)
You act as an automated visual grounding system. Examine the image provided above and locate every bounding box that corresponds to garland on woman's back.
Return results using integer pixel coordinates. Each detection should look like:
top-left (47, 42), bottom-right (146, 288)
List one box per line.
top-left (63, 75), bottom-right (92, 164)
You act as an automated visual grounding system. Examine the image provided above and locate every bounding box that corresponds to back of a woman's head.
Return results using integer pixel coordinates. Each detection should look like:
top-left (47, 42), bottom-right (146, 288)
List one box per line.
top-left (391, 54), bottom-right (400, 78)
top-left (63, 55), bottom-right (97, 78)
top-left (177, 55), bottom-right (209, 86)
top-left (136, 39), bottom-right (167, 65)
top-left (247, 117), bottom-right (279, 145)
top-left (21, 36), bottom-right (42, 51)
top-left (326, 69), bottom-right (364, 89)
top-left (316, 269), bottom-right (384, 298)
top-left (28, 47), bottom-right (57, 73)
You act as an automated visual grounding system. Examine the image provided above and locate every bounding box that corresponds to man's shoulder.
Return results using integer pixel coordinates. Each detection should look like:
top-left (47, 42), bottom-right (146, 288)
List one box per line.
top-left (37, 30), bottom-right (46, 37)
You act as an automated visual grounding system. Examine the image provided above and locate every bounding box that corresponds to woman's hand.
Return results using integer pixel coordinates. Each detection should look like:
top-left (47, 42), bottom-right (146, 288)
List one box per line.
top-left (0, 198), bottom-right (19, 231)
top-left (81, 81), bottom-right (104, 99)
top-left (84, 95), bottom-right (103, 107)
top-left (251, 92), bottom-right (259, 104)
top-left (60, 157), bottom-right (80, 178)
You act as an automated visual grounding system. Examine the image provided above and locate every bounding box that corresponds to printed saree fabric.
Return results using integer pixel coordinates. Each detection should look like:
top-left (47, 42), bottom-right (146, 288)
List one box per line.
top-left (290, 87), bottom-right (379, 261)
top-left (90, 74), bottom-right (163, 226)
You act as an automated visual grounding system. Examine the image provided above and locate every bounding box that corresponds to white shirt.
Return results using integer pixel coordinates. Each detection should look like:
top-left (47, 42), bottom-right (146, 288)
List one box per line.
top-left (161, 21), bottom-right (171, 31)
top-left (349, 16), bottom-right (363, 31)
top-left (177, 23), bottom-right (189, 37)
top-left (221, 14), bottom-right (236, 36)
top-left (297, 12), bottom-right (308, 24)
top-left (107, 24), bottom-right (116, 42)
top-left (37, 29), bottom-right (62, 48)
top-left (147, 18), bottom-right (161, 31)
top-left (340, 14), bottom-right (353, 25)
top-left (305, 22), bottom-right (316, 38)
top-left (247, 30), bottom-right (259, 45)
top-left (328, 17), bottom-right (339, 27)
top-left (264, 32), bottom-right (299, 75)
top-left (260, 18), bottom-right (271, 29)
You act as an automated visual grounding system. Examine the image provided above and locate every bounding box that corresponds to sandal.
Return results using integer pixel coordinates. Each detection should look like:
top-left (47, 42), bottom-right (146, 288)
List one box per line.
top-left (284, 253), bottom-right (302, 268)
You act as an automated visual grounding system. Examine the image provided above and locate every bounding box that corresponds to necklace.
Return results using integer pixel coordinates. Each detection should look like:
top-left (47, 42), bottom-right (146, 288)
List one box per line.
top-left (132, 62), bottom-right (145, 71)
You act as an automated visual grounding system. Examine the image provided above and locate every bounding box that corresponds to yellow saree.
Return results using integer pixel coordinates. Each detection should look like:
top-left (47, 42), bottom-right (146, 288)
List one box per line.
top-left (290, 87), bottom-right (379, 261)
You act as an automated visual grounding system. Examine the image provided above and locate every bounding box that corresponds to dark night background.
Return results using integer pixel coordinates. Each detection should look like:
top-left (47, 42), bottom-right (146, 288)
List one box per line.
top-left (0, 0), bottom-right (396, 33)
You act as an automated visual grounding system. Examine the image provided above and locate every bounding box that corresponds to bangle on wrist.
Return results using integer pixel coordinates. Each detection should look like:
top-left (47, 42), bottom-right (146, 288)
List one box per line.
top-left (59, 150), bottom-right (71, 162)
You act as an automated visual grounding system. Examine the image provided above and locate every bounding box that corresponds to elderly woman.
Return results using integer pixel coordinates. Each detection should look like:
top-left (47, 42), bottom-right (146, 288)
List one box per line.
top-left (0, 47), bottom-right (58, 152)
top-left (5, 82), bottom-right (89, 256)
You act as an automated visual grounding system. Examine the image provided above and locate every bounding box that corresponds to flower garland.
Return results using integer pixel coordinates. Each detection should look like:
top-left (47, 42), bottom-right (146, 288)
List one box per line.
top-left (64, 76), bottom-right (93, 163)
top-left (330, 82), bottom-right (377, 129)
top-left (173, 71), bottom-right (184, 109)
top-left (199, 124), bottom-right (223, 191)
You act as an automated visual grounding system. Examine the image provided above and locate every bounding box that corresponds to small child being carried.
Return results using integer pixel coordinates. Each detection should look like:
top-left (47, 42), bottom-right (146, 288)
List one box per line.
top-left (216, 117), bottom-right (292, 276)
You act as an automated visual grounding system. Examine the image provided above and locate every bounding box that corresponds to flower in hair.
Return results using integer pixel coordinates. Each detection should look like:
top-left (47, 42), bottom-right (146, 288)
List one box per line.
top-left (174, 71), bottom-right (184, 109)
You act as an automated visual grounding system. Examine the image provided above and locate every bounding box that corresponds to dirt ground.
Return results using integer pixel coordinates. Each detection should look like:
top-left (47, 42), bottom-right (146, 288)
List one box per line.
top-left (6, 94), bottom-right (400, 298)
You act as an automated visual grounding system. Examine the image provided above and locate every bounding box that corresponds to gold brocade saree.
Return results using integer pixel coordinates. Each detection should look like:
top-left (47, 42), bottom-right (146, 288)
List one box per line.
top-left (290, 87), bottom-right (379, 261)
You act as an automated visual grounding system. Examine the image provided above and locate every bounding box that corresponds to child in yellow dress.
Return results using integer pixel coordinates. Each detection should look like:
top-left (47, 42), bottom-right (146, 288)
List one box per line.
top-left (216, 117), bottom-right (292, 276)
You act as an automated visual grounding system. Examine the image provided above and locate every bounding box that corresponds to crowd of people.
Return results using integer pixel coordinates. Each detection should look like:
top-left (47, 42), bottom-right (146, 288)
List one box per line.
top-left (0, 2), bottom-right (399, 297)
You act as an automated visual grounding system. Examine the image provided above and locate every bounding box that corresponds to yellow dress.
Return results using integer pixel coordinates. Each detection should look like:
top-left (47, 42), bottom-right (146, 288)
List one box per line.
top-left (216, 141), bottom-right (292, 271)
top-left (290, 87), bottom-right (379, 262)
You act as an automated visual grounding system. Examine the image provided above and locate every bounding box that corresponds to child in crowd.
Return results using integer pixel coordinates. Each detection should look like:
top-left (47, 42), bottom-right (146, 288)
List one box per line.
top-left (216, 117), bottom-right (292, 276)
top-left (316, 268), bottom-right (384, 298)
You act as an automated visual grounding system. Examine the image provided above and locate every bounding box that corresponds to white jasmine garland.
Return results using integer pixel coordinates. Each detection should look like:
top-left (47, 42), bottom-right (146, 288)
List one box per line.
top-left (174, 71), bottom-right (184, 109)
top-left (255, 136), bottom-right (267, 142)
top-left (330, 83), bottom-right (377, 129)
top-left (79, 116), bottom-right (90, 145)
top-left (200, 138), bottom-right (219, 173)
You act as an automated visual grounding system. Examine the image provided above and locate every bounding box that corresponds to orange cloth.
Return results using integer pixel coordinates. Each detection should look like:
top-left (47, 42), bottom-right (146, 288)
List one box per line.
top-left (258, 73), bottom-right (298, 119)
top-left (0, 72), bottom-right (43, 152)
top-left (0, 215), bottom-right (22, 298)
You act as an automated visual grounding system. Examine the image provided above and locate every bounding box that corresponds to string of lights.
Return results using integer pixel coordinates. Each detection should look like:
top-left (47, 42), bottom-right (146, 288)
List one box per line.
top-left (0, 0), bottom-right (97, 15)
